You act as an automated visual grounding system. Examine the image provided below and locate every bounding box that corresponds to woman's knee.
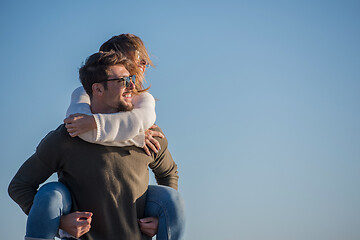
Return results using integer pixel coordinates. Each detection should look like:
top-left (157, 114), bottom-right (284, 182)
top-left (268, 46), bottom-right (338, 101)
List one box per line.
top-left (146, 185), bottom-right (186, 238)
top-left (34, 182), bottom-right (72, 213)
top-left (147, 185), bottom-right (184, 210)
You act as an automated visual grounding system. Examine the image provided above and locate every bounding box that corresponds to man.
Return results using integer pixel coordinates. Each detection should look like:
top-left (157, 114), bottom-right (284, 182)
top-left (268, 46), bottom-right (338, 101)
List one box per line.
top-left (8, 51), bottom-right (179, 240)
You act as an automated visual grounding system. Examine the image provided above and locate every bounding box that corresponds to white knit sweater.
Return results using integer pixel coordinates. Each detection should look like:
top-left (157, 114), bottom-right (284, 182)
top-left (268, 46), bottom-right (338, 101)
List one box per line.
top-left (66, 87), bottom-right (156, 147)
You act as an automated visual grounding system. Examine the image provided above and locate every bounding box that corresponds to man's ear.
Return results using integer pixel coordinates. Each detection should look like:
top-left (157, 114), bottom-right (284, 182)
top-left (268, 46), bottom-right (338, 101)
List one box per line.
top-left (92, 83), bottom-right (104, 97)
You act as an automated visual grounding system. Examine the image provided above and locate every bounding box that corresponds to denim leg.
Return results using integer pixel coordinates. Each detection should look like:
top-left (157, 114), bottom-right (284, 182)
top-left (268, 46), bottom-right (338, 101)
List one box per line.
top-left (144, 185), bottom-right (185, 240)
top-left (25, 182), bottom-right (72, 240)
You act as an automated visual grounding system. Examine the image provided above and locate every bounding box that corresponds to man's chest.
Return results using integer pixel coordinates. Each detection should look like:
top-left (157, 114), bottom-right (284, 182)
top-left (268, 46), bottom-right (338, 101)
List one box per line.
top-left (60, 141), bottom-right (153, 184)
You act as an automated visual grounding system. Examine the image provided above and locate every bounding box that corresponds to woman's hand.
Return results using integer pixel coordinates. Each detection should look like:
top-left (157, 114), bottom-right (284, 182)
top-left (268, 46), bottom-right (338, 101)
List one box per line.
top-left (64, 113), bottom-right (96, 137)
top-left (143, 124), bottom-right (164, 156)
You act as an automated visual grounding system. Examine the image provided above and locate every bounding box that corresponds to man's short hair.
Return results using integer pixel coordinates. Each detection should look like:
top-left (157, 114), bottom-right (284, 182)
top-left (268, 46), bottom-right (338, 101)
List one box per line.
top-left (79, 50), bottom-right (134, 98)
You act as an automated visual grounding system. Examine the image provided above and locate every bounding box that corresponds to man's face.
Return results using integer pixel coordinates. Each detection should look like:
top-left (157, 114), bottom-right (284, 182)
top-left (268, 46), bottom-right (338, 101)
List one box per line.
top-left (102, 64), bottom-right (135, 112)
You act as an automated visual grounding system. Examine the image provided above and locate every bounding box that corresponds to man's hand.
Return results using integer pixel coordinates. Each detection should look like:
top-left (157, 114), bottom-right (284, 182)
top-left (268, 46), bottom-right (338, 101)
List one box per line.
top-left (64, 114), bottom-right (96, 137)
top-left (144, 124), bottom-right (164, 156)
top-left (138, 217), bottom-right (159, 237)
top-left (59, 211), bottom-right (93, 238)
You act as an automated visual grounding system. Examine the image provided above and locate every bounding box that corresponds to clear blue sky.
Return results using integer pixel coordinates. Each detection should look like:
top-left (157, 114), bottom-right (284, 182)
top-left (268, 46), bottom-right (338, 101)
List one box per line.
top-left (1, 1), bottom-right (359, 239)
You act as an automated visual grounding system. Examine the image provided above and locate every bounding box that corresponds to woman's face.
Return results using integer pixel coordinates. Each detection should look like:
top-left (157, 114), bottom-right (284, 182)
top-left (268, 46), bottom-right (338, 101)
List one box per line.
top-left (135, 50), bottom-right (149, 74)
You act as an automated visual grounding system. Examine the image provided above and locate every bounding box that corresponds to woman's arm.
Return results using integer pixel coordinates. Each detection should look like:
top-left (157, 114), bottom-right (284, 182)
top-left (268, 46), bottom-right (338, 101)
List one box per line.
top-left (65, 87), bottom-right (156, 148)
top-left (95, 91), bottom-right (156, 142)
top-left (66, 87), bottom-right (92, 116)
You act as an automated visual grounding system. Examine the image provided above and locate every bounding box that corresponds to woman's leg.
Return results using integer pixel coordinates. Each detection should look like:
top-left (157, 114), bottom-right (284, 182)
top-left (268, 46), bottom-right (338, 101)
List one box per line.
top-left (25, 182), bottom-right (72, 240)
top-left (144, 185), bottom-right (185, 240)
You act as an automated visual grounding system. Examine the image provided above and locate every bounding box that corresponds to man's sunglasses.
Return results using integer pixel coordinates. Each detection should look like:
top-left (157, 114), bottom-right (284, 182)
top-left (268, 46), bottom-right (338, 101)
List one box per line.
top-left (98, 75), bottom-right (136, 88)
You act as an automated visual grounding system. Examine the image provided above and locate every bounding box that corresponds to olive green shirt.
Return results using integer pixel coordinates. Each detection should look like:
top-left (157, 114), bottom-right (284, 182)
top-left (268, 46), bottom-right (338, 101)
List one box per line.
top-left (8, 124), bottom-right (178, 240)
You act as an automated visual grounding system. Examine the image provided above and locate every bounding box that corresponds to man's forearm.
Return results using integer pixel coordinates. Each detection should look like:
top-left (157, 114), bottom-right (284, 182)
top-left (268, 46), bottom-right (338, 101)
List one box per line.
top-left (154, 167), bottom-right (179, 190)
top-left (151, 149), bottom-right (179, 190)
top-left (8, 176), bottom-right (37, 215)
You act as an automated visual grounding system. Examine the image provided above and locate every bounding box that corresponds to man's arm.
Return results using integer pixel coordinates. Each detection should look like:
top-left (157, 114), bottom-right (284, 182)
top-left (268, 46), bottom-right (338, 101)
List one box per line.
top-left (8, 125), bottom-right (93, 238)
top-left (149, 128), bottom-right (179, 190)
top-left (139, 128), bottom-right (179, 237)
top-left (8, 128), bottom-right (63, 214)
top-left (59, 212), bottom-right (93, 238)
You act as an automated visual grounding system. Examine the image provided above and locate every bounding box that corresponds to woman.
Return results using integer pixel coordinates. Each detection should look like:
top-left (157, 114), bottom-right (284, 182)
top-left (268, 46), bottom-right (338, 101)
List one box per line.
top-left (27, 34), bottom-right (185, 240)
top-left (65, 34), bottom-right (160, 155)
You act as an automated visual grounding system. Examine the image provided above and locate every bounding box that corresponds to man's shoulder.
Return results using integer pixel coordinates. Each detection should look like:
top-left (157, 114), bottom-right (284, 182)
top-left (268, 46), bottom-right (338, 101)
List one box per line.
top-left (43, 124), bottom-right (68, 138)
top-left (33, 124), bottom-right (71, 160)
top-left (38, 124), bottom-right (70, 147)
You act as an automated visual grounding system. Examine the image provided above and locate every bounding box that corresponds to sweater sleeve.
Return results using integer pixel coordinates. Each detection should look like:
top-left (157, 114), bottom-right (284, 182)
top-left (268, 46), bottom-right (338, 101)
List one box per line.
top-left (66, 86), bottom-right (92, 116)
top-left (8, 128), bottom-right (63, 215)
top-left (66, 87), bottom-right (156, 148)
top-left (94, 92), bottom-right (156, 145)
top-left (149, 128), bottom-right (179, 190)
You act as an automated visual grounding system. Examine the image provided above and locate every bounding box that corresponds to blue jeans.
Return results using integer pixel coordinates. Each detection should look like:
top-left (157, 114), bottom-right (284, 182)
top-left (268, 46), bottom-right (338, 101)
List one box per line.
top-left (25, 182), bottom-right (185, 240)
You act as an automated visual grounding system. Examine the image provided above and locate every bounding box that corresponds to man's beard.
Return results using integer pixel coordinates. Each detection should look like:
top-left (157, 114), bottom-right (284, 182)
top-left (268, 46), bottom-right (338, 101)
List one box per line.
top-left (116, 101), bottom-right (134, 112)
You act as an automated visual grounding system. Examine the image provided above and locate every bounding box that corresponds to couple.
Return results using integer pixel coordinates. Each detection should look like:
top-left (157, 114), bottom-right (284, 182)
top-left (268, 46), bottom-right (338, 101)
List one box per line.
top-left (8, 34), bottom-right (185, 240)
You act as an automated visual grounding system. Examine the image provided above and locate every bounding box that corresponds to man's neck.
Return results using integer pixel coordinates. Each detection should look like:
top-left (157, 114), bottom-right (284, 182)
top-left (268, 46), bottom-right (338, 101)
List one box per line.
top-left (90, 100), bottom-right (117, 114)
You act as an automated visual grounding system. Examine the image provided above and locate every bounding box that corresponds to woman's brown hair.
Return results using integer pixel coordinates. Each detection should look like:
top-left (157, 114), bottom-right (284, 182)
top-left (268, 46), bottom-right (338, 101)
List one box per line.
top-left (99, 34), bottom-right (153, 93)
